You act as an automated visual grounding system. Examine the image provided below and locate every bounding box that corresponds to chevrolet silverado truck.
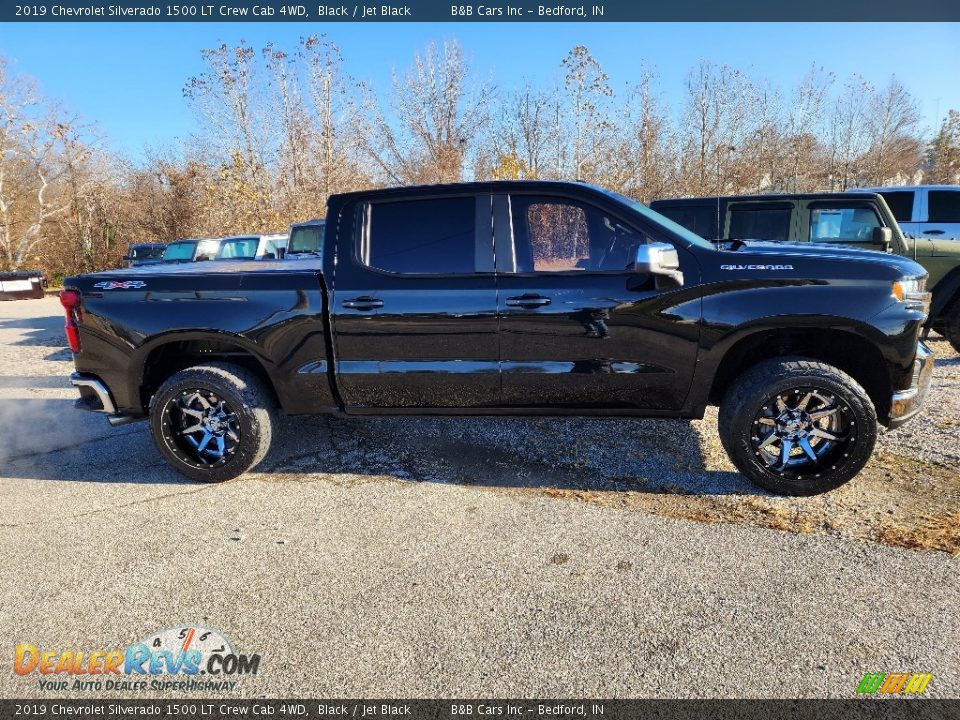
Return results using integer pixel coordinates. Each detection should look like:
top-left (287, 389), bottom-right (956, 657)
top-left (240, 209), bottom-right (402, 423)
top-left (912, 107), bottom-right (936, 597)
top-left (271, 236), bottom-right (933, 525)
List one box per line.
top-left (650, 192), bottom-right (960, 352)
top-left (62, 181), bottom-right (933, 495)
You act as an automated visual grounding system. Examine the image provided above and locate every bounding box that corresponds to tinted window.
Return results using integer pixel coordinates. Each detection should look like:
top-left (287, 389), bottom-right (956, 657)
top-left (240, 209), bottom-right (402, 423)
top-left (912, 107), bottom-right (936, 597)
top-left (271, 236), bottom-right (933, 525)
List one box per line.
top-left (365, 197), bottom-right (475, 274)
top-left (511, 196), bottom-right (647, 272)
top-left (653, 204), bottom-right (719, 239)
top-left (878, 191), bottom-right (914, 222)
top-left (163, 242), bottom-right (196, 261)
top-left (728, 206), bottom-right (792, 241)
top-left (928, 190), bottom-right (960, 223)
top-left (809, 207), bottom-right (881, 243)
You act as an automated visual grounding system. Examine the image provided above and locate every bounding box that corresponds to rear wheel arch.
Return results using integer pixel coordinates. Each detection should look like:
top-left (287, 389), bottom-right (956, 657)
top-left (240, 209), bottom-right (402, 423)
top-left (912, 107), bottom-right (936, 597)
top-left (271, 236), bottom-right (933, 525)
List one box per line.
top-left (135, 334), bottom-right (280, 414)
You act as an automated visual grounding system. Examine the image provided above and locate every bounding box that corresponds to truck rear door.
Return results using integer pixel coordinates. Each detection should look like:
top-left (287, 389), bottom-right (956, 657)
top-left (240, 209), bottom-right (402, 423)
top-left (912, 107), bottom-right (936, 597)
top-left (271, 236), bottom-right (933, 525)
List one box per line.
top-left (331, 193), bottom-right (500, 410)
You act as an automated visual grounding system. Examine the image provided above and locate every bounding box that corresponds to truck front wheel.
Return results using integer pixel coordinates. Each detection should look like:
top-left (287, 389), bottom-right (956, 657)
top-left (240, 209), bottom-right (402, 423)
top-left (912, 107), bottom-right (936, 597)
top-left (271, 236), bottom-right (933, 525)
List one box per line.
top-left (718, 358), bottom-right (878, 495)
top-left (149, 363), bottom-right (276, 483)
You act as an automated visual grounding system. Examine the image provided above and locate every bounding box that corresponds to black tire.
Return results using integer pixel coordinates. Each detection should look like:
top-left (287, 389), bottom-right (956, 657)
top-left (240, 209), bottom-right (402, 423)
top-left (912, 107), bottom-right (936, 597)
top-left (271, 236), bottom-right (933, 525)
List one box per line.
top-left (149, 363), bottom-right (276, 483)
top-left (944, 302), bottom-right (960, 354)
top-left (719, 357), bottom-right (878, 496)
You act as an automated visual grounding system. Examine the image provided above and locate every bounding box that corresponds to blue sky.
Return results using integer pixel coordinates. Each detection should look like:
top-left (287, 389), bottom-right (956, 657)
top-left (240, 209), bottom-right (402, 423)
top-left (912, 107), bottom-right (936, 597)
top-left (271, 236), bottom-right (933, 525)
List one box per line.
top-left (2, 22), bottom-right (958, 159)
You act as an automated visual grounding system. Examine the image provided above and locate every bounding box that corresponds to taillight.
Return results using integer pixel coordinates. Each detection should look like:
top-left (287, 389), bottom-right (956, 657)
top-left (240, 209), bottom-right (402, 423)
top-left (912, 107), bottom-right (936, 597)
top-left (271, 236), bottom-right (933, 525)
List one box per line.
top-left (59, 289), bottom-right (83, 352)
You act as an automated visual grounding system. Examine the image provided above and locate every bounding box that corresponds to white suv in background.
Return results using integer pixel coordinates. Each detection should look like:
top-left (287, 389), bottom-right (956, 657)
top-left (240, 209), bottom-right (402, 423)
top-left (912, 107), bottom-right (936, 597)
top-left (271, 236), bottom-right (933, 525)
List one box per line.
top-left (850, 186), bottom-right (960, 241)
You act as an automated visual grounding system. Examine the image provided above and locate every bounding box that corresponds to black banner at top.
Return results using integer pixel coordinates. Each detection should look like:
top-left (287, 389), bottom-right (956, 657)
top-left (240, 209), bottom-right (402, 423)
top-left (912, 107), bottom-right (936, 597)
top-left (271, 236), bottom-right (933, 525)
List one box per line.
top-left (2, 0), bottom-right (959, 22)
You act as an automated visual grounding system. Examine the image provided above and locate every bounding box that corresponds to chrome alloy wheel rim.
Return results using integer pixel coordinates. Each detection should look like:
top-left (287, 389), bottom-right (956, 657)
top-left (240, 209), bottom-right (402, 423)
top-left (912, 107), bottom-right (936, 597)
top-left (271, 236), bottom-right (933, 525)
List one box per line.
top-left (161, 389), bottom-right (240, 468)
top-left (750, 388), bottom-right (856, 478)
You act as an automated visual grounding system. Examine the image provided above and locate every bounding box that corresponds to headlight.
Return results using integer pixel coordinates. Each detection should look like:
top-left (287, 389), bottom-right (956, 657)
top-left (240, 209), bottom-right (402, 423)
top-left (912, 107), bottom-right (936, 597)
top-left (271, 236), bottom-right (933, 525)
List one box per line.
top-left (892, 276), bottom-right (930, 316)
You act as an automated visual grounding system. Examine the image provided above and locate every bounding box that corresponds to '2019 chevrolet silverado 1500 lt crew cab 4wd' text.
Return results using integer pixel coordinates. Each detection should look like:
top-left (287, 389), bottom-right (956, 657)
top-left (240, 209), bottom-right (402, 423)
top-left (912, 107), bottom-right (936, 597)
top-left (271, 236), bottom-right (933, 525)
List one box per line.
top-left (62, 182), bottom-right (933, 495)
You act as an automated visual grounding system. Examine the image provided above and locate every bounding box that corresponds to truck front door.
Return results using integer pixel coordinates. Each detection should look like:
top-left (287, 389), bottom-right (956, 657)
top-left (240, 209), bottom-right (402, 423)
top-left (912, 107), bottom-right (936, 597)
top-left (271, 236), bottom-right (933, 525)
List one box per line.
top-left (494, 192), bottom-right (701, 411)
top-left (331, 193), bottom-right (500, 410)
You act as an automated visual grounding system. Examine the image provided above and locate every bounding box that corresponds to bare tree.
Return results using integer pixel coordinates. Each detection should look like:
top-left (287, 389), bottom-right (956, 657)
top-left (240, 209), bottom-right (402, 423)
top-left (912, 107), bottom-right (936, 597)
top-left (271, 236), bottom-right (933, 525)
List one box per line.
top-left (926, 109), bottom-right (960, 184)
top-left (363, 39), bottom-right (491, 185)
top-left (562, 45), bottom-right (614, 182)
top-left (0, 60), bottom-right (73, 270)
top-left (826, 76), bottom-right (874, 190)
top-left (863, 76), bottom-right (922, 185)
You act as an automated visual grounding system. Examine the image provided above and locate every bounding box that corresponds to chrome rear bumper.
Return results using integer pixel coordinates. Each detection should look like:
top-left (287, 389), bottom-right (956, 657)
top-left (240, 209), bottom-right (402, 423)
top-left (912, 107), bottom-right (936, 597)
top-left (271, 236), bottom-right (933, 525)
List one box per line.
top-left (70, 372), bottom-right (140, 426)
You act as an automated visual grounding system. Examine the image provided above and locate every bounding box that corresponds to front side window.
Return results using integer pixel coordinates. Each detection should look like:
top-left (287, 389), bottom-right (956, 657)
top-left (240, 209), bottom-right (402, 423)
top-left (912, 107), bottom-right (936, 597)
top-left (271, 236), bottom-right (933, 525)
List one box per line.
top-left (878, 191), bottom-right (914, 222)
top-left (728, 206), bottom-right (792, 241)
top-left (511, 196), bottom-right (647, 272)
top-left (809, 206), bottom-right (882, 243)
top-left (364, 197), bottom-right (476, 274)
top-left (928, 191), bottom-right (960, 223)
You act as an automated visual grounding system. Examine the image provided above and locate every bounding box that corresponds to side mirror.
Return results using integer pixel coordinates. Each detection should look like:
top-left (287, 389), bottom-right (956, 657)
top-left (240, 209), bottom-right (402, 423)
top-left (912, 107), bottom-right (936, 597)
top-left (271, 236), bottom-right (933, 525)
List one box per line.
top-left (634, 242), bottom-right (684, 286)
top-left (872, 226), bottom-right (893, 251)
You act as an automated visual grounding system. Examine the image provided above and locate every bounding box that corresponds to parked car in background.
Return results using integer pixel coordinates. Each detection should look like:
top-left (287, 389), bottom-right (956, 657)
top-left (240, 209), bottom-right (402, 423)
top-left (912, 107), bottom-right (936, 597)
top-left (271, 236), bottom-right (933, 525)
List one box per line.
top-left (286, 219), bottom-right (325, 258)
top-left (162, 237), bottom-right (221, 263)
top-left (849, 186), bottom-right (960, 241)
top-left (650, 192), bottom-right (960, 352)
top-left (0, 271), bottom-right (45, 300)
top-left (123, 243), bottom-right (166, 268)
top-left (215, 233), bottom-right (289, 261)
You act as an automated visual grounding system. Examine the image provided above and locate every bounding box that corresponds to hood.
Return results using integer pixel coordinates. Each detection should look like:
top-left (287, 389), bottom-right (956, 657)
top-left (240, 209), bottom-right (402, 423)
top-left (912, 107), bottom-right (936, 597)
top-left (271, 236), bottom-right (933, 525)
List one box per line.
top-left (717, 241), bottom-right (927, 279)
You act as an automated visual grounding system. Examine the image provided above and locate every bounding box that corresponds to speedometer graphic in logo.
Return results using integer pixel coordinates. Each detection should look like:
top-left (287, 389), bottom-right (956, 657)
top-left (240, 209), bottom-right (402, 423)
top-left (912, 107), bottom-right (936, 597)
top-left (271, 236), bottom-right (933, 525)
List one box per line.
top-left (139, 625), bottom-right (233, 670)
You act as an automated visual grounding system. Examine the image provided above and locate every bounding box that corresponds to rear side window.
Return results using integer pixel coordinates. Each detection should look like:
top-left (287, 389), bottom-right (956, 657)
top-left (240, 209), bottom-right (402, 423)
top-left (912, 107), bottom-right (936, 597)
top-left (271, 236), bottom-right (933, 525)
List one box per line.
top-left (809, 206), bottom-right (881, 243)
top-left (728, 206), bottom-right (792, 241)
top-left (878, 191), bottom-right (914, 222)
top-left (364, 197), bottom-right (476, 274)
top-left (928, 191), bottom-right (960, 223)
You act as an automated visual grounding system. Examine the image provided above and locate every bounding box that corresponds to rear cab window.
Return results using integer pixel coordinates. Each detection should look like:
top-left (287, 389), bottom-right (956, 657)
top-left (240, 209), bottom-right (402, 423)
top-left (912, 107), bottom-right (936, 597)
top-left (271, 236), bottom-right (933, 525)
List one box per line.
top-left (361, 196), bottom-right (477, 274)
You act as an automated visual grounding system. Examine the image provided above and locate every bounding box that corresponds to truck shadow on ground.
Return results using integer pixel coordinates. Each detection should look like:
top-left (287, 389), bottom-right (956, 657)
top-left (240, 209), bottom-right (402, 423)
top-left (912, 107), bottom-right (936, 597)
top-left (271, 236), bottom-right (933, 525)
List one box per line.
top-left (2, 396), bottom-right (751, 495)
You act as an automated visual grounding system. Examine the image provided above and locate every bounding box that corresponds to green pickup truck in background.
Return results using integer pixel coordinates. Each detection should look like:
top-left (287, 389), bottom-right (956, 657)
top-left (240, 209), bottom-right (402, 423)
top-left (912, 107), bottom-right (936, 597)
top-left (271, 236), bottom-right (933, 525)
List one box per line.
top-left (650, 192), bottom-right (960, 352)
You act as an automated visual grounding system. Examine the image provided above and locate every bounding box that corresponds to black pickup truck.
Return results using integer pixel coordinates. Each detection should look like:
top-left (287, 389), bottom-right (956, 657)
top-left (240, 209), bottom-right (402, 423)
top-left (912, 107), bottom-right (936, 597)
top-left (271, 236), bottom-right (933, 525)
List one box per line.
top-left (62, 181), bottom-right (934, 495)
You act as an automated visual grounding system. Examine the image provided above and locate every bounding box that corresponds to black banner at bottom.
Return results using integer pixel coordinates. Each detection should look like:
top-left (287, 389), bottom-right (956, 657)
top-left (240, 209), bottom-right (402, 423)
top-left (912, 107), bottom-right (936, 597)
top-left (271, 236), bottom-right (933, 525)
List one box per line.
top-left (1, 700), bottom-right (958, 720)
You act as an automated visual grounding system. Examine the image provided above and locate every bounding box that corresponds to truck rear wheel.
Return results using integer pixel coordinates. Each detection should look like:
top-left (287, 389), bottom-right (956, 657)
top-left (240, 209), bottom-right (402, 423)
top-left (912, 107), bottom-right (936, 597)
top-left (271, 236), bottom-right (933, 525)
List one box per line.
top-left (944, 302), bottom-right (960, 354)
top-left (150, 363), bottom-right (276, 483)
top-left (718, 358), bottom-right (877, 496)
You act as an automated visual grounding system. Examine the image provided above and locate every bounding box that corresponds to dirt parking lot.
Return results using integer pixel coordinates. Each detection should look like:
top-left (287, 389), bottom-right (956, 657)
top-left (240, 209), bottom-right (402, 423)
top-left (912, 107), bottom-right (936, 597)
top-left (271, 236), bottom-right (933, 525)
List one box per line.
top-left (0, 296), bottom-right (958, 698)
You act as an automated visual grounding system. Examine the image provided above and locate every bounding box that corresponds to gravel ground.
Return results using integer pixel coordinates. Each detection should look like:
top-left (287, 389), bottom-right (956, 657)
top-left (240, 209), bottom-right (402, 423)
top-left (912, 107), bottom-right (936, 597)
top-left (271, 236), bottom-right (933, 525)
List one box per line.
top-left (0, 296), bottom-right (957, 699)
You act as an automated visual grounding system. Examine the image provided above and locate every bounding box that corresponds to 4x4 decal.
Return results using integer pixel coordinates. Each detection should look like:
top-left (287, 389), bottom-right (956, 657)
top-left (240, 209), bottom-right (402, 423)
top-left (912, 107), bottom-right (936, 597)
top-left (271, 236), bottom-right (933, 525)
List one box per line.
top-left (93, 280), bottom-right (147, 290)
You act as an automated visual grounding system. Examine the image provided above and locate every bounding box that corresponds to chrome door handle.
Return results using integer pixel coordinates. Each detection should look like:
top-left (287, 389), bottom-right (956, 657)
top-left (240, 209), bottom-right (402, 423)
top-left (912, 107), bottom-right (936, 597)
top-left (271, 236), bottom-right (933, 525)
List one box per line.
top-left (506, 295), bottom-right (552, 308)
top-left (342, 297), bottom-right (384, 310)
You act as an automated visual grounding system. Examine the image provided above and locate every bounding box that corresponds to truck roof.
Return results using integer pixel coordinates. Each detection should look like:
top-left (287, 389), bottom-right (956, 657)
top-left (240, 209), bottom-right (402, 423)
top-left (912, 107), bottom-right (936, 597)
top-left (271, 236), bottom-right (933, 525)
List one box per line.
top-left (329, 180), bottom-right (609, 202)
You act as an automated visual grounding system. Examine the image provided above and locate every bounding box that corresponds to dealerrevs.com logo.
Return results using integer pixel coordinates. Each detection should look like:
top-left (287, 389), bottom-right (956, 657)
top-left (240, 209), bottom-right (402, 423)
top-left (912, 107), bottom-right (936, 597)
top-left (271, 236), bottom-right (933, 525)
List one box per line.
top-left (13, 625), bottom-right (260, 692)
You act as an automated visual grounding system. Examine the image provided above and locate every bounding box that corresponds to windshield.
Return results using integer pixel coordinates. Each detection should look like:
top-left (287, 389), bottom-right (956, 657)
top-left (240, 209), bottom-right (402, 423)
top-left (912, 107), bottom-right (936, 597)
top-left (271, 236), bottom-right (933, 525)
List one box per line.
top-left (216, 238), bottom-right (259, 260)
top-left (598, 188), bottom-right (715, 250)
top-left (288, 225), bottom-right (324, 254)
top-left (163, 241), bottom-right (197, 261)
top-left (131, 245), bottom-right (165, 260)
